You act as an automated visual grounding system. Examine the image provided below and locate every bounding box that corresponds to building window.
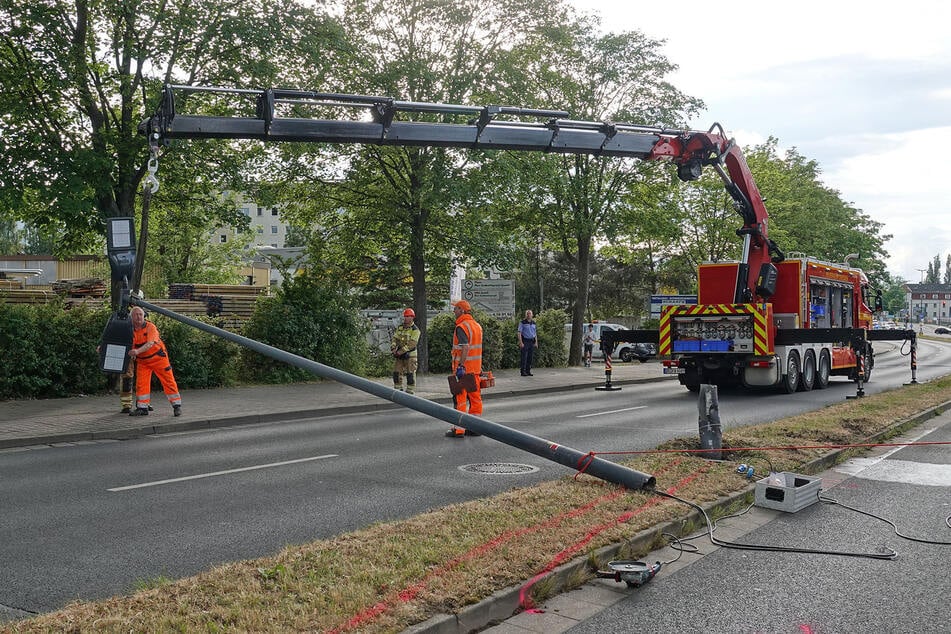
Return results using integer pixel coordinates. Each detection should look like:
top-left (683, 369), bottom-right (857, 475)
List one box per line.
top-left (240, 206), bottom-right (250, 216)
top-left (219, 235), bottom-right (227, 243)
top-left (271, 225), bottom-right (278, 234)
top-left (257, 226), bottom-right (264, 234)
top-left (257, 207), bottom-right (263, 216)
top-left (271, 207), bottom-right (279, 216)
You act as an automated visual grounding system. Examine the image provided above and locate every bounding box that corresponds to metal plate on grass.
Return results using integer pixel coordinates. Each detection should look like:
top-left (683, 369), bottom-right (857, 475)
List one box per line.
top-left (459, 462), bottom-right (540, 475)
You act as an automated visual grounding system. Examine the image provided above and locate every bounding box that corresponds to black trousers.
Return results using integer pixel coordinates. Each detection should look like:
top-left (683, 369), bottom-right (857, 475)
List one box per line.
top-left (520, 339), bottom-right (536, 374)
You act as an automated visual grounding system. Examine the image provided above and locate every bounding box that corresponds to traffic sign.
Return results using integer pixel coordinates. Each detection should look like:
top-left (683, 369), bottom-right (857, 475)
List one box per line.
top-left (462, 279), bottom-right (515, 318)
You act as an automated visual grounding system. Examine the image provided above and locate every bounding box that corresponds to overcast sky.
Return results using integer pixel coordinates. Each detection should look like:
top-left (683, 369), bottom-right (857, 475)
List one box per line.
top-left (570, 0), bottom-right (951, 282)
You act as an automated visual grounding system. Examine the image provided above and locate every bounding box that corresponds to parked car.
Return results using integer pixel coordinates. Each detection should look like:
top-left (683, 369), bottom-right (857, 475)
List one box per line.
top-left (564, 322), bottom-right (656, 363)
top-left (935, 326), bottom-right (951, 334)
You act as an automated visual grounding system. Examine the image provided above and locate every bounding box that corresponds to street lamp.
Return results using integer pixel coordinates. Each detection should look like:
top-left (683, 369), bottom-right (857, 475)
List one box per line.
top-left (98, 217), bottom-right (137, 374)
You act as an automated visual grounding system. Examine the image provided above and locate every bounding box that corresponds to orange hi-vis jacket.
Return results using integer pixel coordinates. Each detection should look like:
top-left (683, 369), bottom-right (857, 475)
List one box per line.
top-left (452, 313), bottom-right (483, 375)
top-left (132, 320), bottom-right (181, 409)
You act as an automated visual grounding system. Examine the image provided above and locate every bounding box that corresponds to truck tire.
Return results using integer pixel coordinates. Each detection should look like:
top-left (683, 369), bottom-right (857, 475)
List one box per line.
top-left (781, 350), bottom-right (800, 394)
top-left (815, 350), bottom-right (831, 389)
top-left (620, 348), bottom-right (633, 362)
top-left (798, 350), bottom-right (816, 392)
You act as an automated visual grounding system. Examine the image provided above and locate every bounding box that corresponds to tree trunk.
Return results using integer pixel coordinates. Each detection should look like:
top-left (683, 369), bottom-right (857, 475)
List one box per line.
top-left (568, 237), bottom-right (592, 366)
top-left (410, 209), bottom-right (428, 373)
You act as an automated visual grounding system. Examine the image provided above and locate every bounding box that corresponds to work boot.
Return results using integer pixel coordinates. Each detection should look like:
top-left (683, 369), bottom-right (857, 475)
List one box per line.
top-left (445, 427), bottom-right (465, 438)
top-left (120, 406), bottom-right (132, 414)
top-left (130, 408), bottom-right (149, 416)
top-left (464, 429), bottom-right (481, 436)
top-left (173, 405), bottom-right (182, 417)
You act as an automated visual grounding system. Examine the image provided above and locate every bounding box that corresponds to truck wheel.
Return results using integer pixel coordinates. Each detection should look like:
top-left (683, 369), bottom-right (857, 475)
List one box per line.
top-left (798, 350), bottom-right (816, 392)
top-left (815, 350), bottom-right (831, 389)
top-left (782, 350), bottom-right (800, 394)
top-left (620, 348), bottom-right (633, 362)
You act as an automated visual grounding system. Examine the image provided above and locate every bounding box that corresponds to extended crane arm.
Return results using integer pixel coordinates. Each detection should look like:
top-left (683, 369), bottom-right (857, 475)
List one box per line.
top-left (140, 84), bottom-right (781, 300)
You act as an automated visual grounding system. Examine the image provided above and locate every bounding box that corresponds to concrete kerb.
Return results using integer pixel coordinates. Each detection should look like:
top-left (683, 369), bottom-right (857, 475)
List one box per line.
top-left (406, 398), bottom-right (951, 634)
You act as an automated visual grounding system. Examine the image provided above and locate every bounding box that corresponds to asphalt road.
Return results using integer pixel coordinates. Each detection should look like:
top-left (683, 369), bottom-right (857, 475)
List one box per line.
top-left (559, 417), bottom-right (951, 634)
top-left (1, 340), bottom-right (948, 620)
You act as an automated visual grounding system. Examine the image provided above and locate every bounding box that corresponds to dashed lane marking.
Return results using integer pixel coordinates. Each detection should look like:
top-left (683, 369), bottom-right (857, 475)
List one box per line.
top-left (107, 454), bottom-right (339, 492)
top-left (577, 406), bottom-right (647, 419)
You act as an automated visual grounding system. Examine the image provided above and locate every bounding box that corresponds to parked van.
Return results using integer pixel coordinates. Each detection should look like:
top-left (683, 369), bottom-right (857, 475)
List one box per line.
top-left (564, 322), bottom-right (655, 362)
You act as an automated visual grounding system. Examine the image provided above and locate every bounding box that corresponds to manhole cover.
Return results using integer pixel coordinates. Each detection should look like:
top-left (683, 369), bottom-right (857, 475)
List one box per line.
top-left (459, 462), bottom-right (540, 475)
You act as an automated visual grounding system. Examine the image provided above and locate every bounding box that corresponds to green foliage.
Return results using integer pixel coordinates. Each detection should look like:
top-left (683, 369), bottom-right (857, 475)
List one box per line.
top-left (363, 347), bottom-right (396, 378)
top-left (426, 312), bottom-right (456, 375)
top-left (238, 274), bottom-right (368, 383)
top-left (0, 303), bottom-right (108, 399)
top-left (150, 315), bottom-right (241, 389)
top-left (426, 308), bottom-right (567, 374)
top-left (535, 309), bottom-right (569, 367)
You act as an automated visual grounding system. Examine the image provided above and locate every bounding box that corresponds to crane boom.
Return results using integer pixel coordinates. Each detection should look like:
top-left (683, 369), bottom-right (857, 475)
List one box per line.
top-left (140, 83), bottom-right (782, 301)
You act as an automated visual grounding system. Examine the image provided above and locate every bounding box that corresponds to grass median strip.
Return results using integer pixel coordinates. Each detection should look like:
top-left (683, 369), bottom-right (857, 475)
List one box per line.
top-left (7, 377), bottom-right (951, 633)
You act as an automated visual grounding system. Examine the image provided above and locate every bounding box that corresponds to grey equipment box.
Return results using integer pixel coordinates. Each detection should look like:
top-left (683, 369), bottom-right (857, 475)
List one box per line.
top-left (754, 472), bottom-right (821, 513)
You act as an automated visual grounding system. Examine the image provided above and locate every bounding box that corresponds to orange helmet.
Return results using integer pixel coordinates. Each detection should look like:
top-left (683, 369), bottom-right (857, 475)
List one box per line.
top-left (403, 308), bottom-right (415, 318)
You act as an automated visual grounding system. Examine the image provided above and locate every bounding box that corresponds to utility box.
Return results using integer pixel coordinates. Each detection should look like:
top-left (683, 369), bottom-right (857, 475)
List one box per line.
top-left (754, 472), bottom-right (821, 513)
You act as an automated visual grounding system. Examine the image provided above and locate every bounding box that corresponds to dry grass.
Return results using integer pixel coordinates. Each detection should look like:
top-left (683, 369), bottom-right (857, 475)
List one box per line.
top-left (7, 377), bottom-right (951, 633)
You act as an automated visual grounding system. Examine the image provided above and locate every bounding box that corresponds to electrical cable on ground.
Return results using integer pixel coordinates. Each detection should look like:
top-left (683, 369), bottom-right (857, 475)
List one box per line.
top-left (666, 501), bottom-right (757, 555)
top-left (819, 495), bottom-right (951, 546)
top-left (654, 490), bottom-right (898, 560)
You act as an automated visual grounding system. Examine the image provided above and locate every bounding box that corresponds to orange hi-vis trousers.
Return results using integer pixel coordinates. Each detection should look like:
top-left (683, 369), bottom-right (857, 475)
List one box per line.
top-left (453, 383), bottom-right (482, 416)
top-left (135, 349), bottom-right (181, 410)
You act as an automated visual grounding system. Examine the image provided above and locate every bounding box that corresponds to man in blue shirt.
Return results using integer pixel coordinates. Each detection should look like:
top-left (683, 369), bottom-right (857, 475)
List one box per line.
top-left (517, 309), bottom-right (538, 376)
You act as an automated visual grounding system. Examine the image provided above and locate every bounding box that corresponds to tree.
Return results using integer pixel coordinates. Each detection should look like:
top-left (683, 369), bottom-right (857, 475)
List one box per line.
top-left (274, 0), bottom-right (588, 372)
top-left (492, 18), bottom-right (701, 364)
top-left (944, 254), bottom-right (951, 285)
top-left (743, 139), bottom-right (891, 280)
top-left (927, 254), bottom-right (941, 284)
top-left (0, 0), bottom-right (342, 302)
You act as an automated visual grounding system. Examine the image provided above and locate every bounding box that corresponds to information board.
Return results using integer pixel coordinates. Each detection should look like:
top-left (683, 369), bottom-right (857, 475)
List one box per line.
top-left (462, 279), bottom-right (515, 318)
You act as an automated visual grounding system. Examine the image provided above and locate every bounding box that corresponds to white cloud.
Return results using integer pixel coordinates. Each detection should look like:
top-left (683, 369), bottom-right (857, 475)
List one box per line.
top-left (569, 0), bottom-right (951, 282)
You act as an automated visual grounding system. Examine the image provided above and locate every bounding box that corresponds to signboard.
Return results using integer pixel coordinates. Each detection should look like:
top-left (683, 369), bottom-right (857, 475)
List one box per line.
top-left (650, 294), bottom-right (697, 318)
top-left (462, 279), bottom-right (515, 318)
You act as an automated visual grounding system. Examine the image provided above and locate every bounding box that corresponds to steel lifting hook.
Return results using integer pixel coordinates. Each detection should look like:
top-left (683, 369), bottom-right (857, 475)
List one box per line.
top-left (143, 145), bottom-right (160, 194)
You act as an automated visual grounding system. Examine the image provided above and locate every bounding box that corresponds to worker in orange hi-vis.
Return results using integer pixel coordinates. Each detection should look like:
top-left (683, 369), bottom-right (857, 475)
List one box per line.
top-left (127, 306), bottom-right (182, 417)
top-left (446, 299), bottom-right (483, 438)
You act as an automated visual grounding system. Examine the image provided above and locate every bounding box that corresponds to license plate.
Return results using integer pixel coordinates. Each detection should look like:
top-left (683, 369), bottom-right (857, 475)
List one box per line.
top-left (663, 367), bottom-right (686, 375)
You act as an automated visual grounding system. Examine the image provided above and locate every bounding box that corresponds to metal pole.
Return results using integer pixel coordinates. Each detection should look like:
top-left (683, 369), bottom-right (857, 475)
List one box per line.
top-left (131, 298), bottom-right (655, 491)
top-left (697, 384), bottom-right (722, 459)
top-left (905, 333), bottom-right (919, 385)
top-left (595, 353), bottom-right (622, 392)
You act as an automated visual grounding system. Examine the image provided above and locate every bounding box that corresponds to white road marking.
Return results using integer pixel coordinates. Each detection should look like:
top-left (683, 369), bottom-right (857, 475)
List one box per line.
top-left (835, 459), bottom-right (951, 487)
top-left (577, 406), bottom-right (647, 419)
top-left (108, 454), bottom-right (339, 492)
top-left (834, 426), bottom-right (950, 486)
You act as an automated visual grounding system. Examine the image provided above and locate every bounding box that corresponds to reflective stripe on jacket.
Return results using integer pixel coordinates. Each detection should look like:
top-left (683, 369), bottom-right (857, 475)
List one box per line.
top-left (452, 313), bottom-right (483, 374)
